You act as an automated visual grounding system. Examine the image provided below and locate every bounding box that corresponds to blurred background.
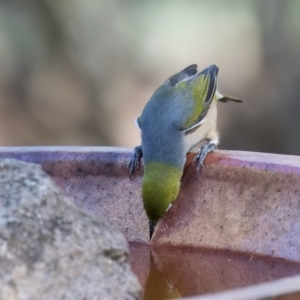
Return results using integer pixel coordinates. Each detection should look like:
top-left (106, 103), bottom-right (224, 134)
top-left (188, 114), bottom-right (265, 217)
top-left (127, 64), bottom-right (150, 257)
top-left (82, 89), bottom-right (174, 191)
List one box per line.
top-left (0, 0), bottom-right (299, 155)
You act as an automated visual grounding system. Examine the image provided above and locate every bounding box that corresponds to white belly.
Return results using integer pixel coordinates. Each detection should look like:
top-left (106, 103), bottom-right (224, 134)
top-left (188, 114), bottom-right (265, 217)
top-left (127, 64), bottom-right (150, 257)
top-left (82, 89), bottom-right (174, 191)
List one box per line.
top-left (183, 100), bottom-right (219, 152)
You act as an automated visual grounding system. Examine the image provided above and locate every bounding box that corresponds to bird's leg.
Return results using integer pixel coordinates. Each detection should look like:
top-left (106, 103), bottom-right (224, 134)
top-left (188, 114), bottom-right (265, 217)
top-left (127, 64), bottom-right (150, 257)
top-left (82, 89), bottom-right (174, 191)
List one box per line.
top-left (127, 145), bottom-right (143, 180)
top-left (193, 140), bottom-right (217, 171)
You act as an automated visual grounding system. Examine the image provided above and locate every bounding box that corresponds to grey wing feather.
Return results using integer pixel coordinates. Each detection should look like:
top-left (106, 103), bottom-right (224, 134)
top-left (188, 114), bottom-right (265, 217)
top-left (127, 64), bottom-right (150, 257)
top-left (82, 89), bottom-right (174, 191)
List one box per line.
top-left (167, 64), bottom-right (198, 86)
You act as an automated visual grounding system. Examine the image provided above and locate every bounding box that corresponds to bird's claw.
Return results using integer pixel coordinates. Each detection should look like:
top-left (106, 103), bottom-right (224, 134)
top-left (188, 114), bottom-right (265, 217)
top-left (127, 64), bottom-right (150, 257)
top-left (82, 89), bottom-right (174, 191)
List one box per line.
top-left (127, 146), bottom-right (143, 180)
top-left (193, 143), bottom-right (217, 171)
top-left (193, 154), bottom-right (204, 171)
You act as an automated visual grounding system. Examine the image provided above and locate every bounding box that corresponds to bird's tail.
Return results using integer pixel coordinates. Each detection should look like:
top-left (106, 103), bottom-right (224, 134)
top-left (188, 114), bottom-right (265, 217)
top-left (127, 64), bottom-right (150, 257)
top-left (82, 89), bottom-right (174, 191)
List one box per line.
top-left (218, 94), bottom-right (244, 103)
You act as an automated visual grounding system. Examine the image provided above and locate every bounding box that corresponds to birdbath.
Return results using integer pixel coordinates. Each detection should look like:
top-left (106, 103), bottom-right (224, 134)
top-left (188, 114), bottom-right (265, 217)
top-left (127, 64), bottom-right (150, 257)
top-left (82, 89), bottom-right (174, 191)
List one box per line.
top-left (1, 146), bottom-right (300, 300)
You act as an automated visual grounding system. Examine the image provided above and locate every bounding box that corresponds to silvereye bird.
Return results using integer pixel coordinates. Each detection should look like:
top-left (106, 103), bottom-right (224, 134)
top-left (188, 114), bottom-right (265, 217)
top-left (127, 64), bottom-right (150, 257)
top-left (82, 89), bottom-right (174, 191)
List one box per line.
top-left (128, 64), bottom-right (243, 238)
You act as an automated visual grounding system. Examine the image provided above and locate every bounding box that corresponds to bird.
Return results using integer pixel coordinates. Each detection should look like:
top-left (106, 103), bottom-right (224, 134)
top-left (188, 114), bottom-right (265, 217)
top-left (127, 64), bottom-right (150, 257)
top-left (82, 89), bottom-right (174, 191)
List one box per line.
top-left (128, 64), bottom-right (243, 239)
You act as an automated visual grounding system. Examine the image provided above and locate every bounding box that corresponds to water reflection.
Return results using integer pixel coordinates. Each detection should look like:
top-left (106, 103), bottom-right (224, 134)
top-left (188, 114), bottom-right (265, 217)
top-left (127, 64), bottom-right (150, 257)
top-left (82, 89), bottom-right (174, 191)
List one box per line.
top-left (144, 253), bottom-right (181, 300)
top-left (129, 243), bottom-right (300, 299)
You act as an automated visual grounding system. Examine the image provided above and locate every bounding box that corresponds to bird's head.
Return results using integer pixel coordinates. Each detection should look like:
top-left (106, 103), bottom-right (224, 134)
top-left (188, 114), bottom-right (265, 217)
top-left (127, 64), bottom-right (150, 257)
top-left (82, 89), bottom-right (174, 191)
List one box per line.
top-left (142, 162), bottom-right (183, 238)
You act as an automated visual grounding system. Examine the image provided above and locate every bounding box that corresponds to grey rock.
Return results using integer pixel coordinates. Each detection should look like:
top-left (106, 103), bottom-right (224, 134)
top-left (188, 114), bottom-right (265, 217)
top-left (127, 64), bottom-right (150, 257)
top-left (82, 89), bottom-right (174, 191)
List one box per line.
top-left (0, 159), bottom-right (142, 300)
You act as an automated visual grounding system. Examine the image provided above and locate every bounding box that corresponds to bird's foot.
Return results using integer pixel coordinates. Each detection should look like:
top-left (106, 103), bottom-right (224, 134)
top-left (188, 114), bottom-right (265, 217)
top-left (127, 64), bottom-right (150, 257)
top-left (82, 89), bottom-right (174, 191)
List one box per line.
top-left (193, 143), bottom-right (217, 171)
top-left (127, 145), bottom-right (143, 180)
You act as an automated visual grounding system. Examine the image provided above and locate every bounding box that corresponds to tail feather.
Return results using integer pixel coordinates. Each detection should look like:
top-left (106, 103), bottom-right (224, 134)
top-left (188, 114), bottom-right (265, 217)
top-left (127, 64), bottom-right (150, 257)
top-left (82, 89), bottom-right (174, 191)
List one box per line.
top-left (218, 94), bottom-right (244, 103)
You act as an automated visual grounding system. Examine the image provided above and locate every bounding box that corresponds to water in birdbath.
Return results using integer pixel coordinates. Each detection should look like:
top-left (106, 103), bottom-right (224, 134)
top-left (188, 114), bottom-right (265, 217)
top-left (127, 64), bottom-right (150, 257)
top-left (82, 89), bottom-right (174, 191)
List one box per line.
top-left (129, 243), bottom-right (300, 300)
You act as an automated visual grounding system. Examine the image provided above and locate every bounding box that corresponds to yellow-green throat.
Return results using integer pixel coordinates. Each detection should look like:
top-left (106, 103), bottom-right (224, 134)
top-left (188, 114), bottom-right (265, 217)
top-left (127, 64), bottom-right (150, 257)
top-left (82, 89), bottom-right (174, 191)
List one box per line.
top-left (142, 161), bottom-right (183, 221)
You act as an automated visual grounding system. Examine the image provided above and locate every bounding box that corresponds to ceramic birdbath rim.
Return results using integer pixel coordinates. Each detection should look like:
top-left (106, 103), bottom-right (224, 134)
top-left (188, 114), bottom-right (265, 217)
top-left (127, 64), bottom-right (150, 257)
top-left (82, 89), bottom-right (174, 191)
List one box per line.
top-left (0, 146), bottom-right (300, 300)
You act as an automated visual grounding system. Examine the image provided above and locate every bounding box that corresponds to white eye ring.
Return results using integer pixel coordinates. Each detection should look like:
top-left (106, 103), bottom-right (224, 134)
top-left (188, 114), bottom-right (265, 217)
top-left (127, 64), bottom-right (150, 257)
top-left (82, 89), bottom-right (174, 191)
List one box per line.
top-left (166, 203), bottom-right (172, 213)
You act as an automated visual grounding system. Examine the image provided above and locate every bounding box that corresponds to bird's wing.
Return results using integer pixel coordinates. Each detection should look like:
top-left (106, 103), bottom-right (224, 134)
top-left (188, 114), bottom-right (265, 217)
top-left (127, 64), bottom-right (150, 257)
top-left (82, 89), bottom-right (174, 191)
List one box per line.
top-left (166, 64), bottom-right (198, 87)
top-left (180, 64), bottom-right (219, 132)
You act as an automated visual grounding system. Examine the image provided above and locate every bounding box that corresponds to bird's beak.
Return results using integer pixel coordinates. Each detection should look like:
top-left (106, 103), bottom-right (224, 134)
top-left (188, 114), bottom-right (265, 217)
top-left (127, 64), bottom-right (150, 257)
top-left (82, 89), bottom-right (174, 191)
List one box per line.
top-left (149, 220), bottom-right (158, 239)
